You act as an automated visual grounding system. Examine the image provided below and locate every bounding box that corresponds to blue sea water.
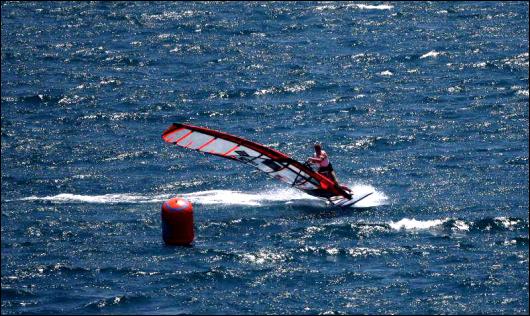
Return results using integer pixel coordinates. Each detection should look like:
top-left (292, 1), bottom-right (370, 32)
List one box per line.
top-left (1, 1), bottom-right (529, 314)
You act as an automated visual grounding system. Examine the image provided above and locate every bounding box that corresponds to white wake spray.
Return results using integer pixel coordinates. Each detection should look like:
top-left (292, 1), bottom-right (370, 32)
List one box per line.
top-left (15, 185), bottom-right (389, 208)
top-left (180, 188), bottom-right (320, 206)
top-left (344, 182), bottom-right (390, 208)
top-left (16, 189), bottom-right (318, 206)
top-left (18, 193), bottom-right (173, 204)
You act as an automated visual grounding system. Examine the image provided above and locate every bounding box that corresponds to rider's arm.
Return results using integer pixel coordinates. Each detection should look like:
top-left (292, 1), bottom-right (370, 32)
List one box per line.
top-left (308, 152), bottom-right (326, 163)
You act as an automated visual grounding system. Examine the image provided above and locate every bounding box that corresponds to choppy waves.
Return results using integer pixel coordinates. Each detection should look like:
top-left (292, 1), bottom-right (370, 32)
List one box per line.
top-left (2, 1), bottom-right (528, 314)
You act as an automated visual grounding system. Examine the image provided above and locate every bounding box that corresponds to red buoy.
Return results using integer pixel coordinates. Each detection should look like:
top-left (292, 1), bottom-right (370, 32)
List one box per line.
top-left (161, 197), bottom-right (194, 246)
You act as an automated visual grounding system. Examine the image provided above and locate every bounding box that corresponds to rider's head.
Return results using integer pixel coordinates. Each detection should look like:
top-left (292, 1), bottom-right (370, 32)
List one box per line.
top-left (314, 142), bottom-right (322, 154)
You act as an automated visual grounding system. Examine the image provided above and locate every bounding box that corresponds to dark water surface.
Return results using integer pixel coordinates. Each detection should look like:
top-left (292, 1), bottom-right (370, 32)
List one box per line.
top-left (1, 2), bottom-right (528, 314)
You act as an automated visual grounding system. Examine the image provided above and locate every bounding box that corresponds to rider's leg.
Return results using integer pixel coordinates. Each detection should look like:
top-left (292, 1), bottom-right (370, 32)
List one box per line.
top-left (329, 170), bottom-right (339, 184)
top-left (330, 170), bottom-right (352, 193)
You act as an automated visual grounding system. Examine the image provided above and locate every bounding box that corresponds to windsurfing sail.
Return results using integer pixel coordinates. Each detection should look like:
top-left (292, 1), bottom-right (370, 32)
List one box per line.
top-left (162, 123), bottom-right (352, 200)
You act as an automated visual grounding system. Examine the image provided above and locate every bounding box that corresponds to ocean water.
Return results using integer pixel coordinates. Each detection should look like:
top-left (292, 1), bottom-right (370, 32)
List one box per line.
top-left (1, 1), bottom-right (528, 314)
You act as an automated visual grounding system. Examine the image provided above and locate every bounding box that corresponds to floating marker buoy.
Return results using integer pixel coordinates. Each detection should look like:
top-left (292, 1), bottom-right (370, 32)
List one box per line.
top-left (161, 197), bottom-right (194, 246)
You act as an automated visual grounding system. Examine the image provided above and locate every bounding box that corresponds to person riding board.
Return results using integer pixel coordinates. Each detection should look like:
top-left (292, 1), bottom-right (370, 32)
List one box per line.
top-left (307, 143), bottom-right (352, 193)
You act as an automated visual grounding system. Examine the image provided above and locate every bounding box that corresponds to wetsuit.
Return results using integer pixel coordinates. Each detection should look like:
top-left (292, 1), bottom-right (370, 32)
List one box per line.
top-left (314, 151), bottom-right (335, 178)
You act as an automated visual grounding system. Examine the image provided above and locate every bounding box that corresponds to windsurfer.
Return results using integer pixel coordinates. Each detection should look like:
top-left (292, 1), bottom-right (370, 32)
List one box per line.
top-left (307, 143), bottom-right (352, 193)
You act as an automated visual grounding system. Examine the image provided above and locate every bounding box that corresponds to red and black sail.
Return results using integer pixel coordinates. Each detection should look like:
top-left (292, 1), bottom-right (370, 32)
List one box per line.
top-left (162, 123), bottom-right (351, 200)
